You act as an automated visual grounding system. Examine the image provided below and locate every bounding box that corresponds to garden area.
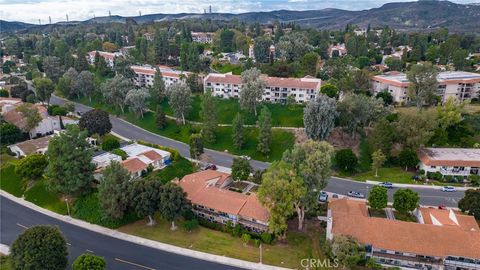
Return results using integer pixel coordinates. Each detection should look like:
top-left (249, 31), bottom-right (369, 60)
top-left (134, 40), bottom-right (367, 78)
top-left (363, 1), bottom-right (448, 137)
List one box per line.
top-left (119, 217), bottom-right (327, 269)
top-left (75, 95), bottom-right (295, 162)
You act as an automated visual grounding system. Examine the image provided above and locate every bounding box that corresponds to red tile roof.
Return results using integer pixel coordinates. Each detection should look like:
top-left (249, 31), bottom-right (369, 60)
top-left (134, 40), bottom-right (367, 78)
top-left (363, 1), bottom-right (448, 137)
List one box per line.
top-left (140, 150), bottom-right (163, 161)
top-left (121, 158), bottom-right (148, 173)
top-left (418, 148), bottom-right (480, 167)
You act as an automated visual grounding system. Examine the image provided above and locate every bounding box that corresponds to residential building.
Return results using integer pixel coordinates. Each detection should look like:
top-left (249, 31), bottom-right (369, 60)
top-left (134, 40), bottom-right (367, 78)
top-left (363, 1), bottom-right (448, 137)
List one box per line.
top-left (93, 143), bottom-right (171, 179)
top-left (191, 32), bottom-right (213, 43)
top-left (131, 65), bottom-right (190, 88)
top-left (2, 101), bottom-right (77, 138)
top-left (327, 198), bottom-right (480, 270)
top-left (327, 43), bottom-right (347, 58)
top-left (8, 135), bottom-right (52, 157)
top-left (371, 71), bottom-right (480, 103)
top-left (86, 51), bottom-right (122, 68)
top-left (418, 148), bottom-right (480, 177)
top-left (203, 72), bottom-right (321, 103)
top-left (248, 44), bottom-right (255, 59)
top-left (175, 170), bottom-right (269, 233)
top-left (0, 97), bottom-right (22, 115)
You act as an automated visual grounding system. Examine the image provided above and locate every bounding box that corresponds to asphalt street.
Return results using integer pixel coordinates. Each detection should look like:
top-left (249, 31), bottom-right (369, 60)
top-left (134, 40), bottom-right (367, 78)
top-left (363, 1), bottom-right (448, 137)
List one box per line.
top-left (50, 95), bottom-right (465, 207)
top-left (0, 195), bottom-right (244, 270)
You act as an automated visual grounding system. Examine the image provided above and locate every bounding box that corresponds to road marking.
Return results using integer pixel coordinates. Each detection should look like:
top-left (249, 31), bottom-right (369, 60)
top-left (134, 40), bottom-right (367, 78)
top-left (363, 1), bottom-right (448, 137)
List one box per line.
top-left (115, 258), bottom-right (155, 270)
top-left (16, 223), bottom-right (29, 229)
top-left (67, 243), bottom-right (72, 246)
top-left (86, 249), bottom-right (94, 253)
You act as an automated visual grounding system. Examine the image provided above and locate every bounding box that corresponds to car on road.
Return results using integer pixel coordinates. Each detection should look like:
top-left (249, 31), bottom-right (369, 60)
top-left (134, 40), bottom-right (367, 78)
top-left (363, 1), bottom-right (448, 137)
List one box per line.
top-left (347, 191), bottom-right (365, 198)
top-left (318, 191), bottom-right (329, 203)
top-left (240, 155), bottom-right (251, 161)
top-left (378, 182), bottom-right (394, 188)
top-left (441, 186), bottom-right (456, 192)
top-left (205, 164), bottom-right (217, 170)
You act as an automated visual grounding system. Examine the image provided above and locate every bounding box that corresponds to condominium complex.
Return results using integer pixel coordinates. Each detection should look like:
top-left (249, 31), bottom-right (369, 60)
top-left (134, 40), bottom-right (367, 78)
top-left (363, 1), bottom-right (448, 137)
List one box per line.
top-left (203, 72), bottom-right (322, 103)
top-left (191, 32), bottom-right (214, 43)
top-left (86, 51), bottom-right (122, 68)
top-left (327, 199), bottom-right (480, 270)
top-left (371, 71), bottom-right (480, 103)
top-left (418, 148), bottom-right (480, 177)
top-left (130, 65), bottom-right (190, 88)
top-left (175, 170), bottom-right (269, 233)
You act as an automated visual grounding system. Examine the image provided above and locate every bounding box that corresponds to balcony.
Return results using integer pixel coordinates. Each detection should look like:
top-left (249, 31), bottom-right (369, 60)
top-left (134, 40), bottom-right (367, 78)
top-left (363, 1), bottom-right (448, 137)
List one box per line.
top-left (439, 168), bottom-right (470, 176)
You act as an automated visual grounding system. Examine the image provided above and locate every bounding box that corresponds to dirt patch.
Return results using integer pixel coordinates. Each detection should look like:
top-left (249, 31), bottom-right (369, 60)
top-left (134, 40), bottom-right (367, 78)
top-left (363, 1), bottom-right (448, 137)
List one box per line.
top-left (326, 128), bottom-right (360, 154)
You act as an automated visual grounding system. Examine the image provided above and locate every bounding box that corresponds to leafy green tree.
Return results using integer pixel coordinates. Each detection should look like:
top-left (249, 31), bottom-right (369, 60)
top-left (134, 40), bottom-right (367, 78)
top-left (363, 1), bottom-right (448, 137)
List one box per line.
top-left (304, 94), bottom-right (338, 140)
top-left (159, 182), bottom-right (188, 230)
top-left (453, 49), bottom-right (469, 70)
top-left (232, 113), bottom-right (245, 149)
top-left (15, 154), bottom-right (48, 181)
top-left (200, 91), bottom-right (218, 144)
top-left (75, 71), bottom-right (95, 102)
top-left (335, 149), bottom-right (358, 173)
top-left (300, 52), bottom-right (319, 76)
top-left (398, 149), bottom-right (419, 171)
top-left (346, 35), bottom-right (368, 57)
top-left (167, 82), bottom-right (192, 125)
top-left (0, 122), bottom-right (24, 145)
top-left (73, 254), bottom-right (106, 270)
top-left (98, 161), bottom-right (131, 219)
top-left (385, 57), bottom-right (403, 71)
top-left (458, 189), bottom-right (480, 220)
top-left (101, 75), bottom-right (133, 113)
top-left (368, 186), bottom-right (388, 209)
top-left (240, 68), bottom-right (266, 116)
top-left (258, 161), bottom-right (306, 239)
top-left (189, 133), bottom-right (203, 159)
top-left (375, 91), bottom-right (394, 105)
top-left (11, 225), bottom-right (68, 270)
top-left (320, 84), bottom-right (338, 99)
top-left (125, 88), bottom-right (150, 118)
top-left (79, 109), bottom-right (112, 136)
top-left (395, 111), bottom-right (438, 149)
top-left (151, 67), bottom-right (166, 103)
top-left (257, 106), bottom-right (272, 155)
top-left (43, 56), bottom-right (64, 82)
top-left (393, 188), bottom-right (419, 214)
top-left (156, 106), bottom-right (167, 129)
top-left (368, 118), bottom-right (395, 157)
top-left (219, 29), bottom-right (235, 52)
top-left (46, 125), bottom-right (95, 196)
top-left (276, 32), bottom-right (313, 62)
top-left (231, 157), bottom-right (252, 181)
top-left (437, 97), bottom-right (464, 129)
top-left (114, 56), bottom-right (135, 79)
top-left (130, 178), bottom-right (163, 225)
top-left (330, 235), bottom-right (365, 269)
top-left (407, 63), bottom-right (438, 108)
top-left (253, 36), bottom-right (272, 63)
top-left (186, 73), bottom-right (203, 93)
top-left (33, 77), bottom-right (55, 106)
top-left (371, 150), bottom-right (386, 177)
top-left (101, 137), bottom-right (120, 151)
top-left (16, 103), bottom-right (42, 138)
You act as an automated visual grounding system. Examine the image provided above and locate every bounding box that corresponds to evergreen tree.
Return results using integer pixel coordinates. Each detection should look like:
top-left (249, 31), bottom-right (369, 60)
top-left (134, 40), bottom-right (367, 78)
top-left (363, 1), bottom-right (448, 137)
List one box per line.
top-left (200, 91), bottom-right (218, 144)
top-left (158, 182), bottom-right (188, 230)
top-left (257, 107), bottom-right (272, 155)
top-left (189, 133), bottom-right (203, 159)
top-left (98, 161), bottom-right (131, 219)
top-left (232, 113), bottom-right (245, 149)
top-left (151, 67), bottom-right (166, 103)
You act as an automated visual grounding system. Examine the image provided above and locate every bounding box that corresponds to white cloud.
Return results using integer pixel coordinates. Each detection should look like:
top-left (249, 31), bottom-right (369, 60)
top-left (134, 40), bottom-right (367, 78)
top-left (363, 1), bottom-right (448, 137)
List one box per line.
top-left (0, 0), bottom-right (478, 24)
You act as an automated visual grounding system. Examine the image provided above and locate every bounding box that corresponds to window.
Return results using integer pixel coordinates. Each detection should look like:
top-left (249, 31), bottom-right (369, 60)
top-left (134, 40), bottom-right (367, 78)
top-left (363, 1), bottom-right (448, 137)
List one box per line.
top-left (430, 166), bottom-right (436, 169)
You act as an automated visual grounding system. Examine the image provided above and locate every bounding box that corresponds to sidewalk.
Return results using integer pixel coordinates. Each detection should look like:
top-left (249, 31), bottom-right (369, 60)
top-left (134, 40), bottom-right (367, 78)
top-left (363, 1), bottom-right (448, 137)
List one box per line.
top-left (365, 180), bottom-right (474, 191)
top-left (0, 190), bottom-right (289, 270)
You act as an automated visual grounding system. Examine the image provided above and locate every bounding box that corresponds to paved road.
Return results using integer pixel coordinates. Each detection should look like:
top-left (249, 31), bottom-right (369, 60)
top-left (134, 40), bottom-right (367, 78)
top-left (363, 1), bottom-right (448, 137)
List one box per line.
top-left (50, 96), bottom-right (465, 207)
top-left (0, 195), bottom-right (243, 270)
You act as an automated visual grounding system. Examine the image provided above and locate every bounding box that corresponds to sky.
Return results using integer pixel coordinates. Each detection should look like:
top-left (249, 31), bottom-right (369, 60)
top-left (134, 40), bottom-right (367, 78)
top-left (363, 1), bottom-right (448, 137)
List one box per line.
top-left (0, 0), bottom-right (478, 24)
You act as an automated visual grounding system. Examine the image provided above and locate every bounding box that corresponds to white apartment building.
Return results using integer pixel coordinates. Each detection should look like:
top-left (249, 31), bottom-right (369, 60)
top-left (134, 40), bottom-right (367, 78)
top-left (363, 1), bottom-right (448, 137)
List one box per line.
top-left (86, 51), bottom-right (122, 68)
top-left (191, 32), bottom-right (214, 43)
top-left (418, 148), bottom-right (480, 177)
top-left (131, 65), bottom-right (190, 88)
top-left (203, 72), bottom-right (321, 103)
top-left (371, 71), bottom-right (480, 104)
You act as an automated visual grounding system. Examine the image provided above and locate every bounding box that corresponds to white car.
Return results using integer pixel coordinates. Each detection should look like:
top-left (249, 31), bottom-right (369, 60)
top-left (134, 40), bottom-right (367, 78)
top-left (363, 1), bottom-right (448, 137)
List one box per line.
top-left (441, 186), bottom-right (456, 192)
top-left (318, 191), bottom-right (329, 203)
top-left (240, 155), bottom-right (251, 161)
top-left (347, 191), bottom-right (365, 198)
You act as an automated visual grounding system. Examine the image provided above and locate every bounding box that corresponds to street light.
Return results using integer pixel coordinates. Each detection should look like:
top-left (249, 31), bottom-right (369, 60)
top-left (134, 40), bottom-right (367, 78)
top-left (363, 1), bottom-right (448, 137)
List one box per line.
top-left (64, 198), bottom-right (70, 216)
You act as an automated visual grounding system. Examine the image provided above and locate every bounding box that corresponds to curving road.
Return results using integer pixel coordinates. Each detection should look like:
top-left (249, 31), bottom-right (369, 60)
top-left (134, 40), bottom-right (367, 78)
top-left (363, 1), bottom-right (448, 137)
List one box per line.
top-left (50, 96), bottom-right (465, 207)
top-left (0, 195), bottom-right (243, 270)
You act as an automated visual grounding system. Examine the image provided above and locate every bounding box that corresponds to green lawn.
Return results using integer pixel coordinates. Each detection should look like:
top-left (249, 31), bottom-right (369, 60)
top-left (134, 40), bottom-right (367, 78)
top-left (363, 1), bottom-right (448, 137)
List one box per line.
top-left (0, 154), bottom-right (16, 168)
top-left (151, 158), bottom-right (195, 184)
top-left (351, 167), bottom-right (416, 184)
top-left (119, 216), bottom-right (326, 269)
top-left (212, 63), bottom-right (244, 75)
top-left (77, 96), bottom-right (295, 162)
top-left (24, 179), bottom-right (68, 215)
top-left (0, 164), bottom-right (25, 197)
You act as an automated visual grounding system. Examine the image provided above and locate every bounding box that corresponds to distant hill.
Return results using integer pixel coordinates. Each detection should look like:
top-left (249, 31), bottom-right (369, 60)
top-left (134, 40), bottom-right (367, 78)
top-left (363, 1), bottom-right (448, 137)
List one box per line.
top-left (0, 20), bottom-right (34, 32)
top-left (2, 1), bottom-right (480, 33)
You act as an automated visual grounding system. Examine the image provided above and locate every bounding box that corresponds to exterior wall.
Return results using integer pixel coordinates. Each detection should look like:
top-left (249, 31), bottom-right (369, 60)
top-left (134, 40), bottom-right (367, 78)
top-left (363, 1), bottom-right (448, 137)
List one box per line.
top-left (419, 162), bottom-right (479, 176)
top-left (133, 71), bottom-right (182, 88)
top-left (369, 248), bottom-right (444, 270)
top-left (371, 80), bottom-right (409, 103)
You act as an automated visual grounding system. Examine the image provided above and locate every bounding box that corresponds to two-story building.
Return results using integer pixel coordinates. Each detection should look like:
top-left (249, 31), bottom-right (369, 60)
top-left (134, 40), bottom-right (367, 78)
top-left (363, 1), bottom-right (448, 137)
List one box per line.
top-left (327, 198), bottom-right (480, 270)
top-left (87, 51), bottom-right (122, 68)
top-left (130, 65), bottom-right (190, 88)
top-left (418, 148), bottom-right (480, 177)
top-left (203, 72), bottom-right (321, 104)
top-left (371, 71), bottom-right (480, 104)
top-left (175, 170), bottom-right (269, 233)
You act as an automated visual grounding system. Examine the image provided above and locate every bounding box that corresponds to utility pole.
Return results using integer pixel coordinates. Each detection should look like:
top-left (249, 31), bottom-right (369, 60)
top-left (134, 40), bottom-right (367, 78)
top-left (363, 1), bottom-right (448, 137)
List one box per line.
top-left (65, 198), bottom-right (70, 216)
top-left (66, 14), bottom-right (69, 22)
top-left (49, 16), bottom-right (51, 24)
top-left (109, 10), bottom-right (111, 17)
top-left (209, 5), bottom-right (212, 14)
top-left (38, 19), bottom-right (41, 25)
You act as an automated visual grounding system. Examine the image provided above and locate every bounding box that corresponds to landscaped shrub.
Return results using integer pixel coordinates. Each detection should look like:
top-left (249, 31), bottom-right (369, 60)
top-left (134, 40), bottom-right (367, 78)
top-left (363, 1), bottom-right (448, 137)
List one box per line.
top-left (198, 218), bottom-right (222, 231)
top-left (426, 171), bottom-right (443, 181)
top-left (110, 149), bottom-right (127, 160)
top-left (101, 137), bottom-right (120, 151)
top-left (232, 224), bottom-right (242, 237)
top-left (183, 219), bottom-right (199, 232)
top-left (261, 232), bottom-right (273, 244)
top-left (468, 175), bottom-right (480, 186)
top-left (182, 209), bottom-right (195, 221)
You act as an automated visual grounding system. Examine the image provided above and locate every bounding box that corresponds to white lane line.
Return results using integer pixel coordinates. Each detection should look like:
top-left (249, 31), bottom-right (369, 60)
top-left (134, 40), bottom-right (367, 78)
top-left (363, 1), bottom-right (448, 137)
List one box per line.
top-left (16, 223), bottom-right (29, 229)
top-left (115, 258), bottom-right (156, 270)
top-left (67, 243), bottom-right (72, 246)
top-left (86, 249), bottom-right (94, 253)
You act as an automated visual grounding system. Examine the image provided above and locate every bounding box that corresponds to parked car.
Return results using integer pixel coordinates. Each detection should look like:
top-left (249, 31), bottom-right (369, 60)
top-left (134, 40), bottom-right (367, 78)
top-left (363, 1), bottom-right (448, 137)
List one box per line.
top-left (378, 182), bottom-right (394, 189)
top-left (347, 191), bottom-right (365, 198)
top-left (204, 164), bottom-right (217, 170)
top-left (441, 186), bottom-right (456, 192)
top-left (318, 191), bottom-right (329, 203)
top-left (240, 155), bottom-right (251, 161)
